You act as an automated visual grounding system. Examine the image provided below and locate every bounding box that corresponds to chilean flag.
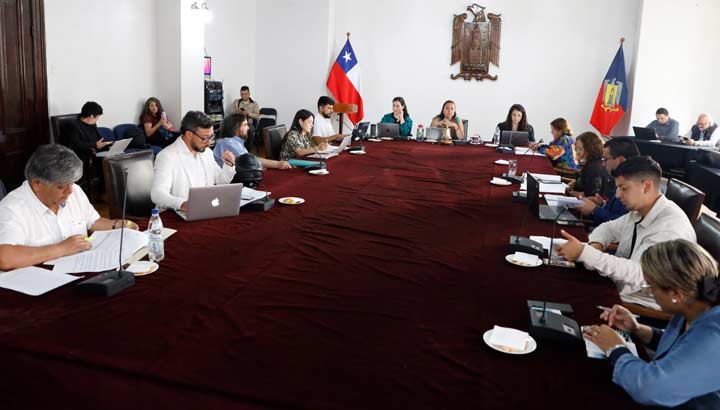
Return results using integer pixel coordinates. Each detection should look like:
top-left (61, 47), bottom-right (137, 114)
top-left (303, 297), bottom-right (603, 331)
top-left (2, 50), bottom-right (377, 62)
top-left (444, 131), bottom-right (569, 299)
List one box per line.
top-left (326, 39), bottom-right (364, 125)
top-left (589, 43), bottom-right (628, 135)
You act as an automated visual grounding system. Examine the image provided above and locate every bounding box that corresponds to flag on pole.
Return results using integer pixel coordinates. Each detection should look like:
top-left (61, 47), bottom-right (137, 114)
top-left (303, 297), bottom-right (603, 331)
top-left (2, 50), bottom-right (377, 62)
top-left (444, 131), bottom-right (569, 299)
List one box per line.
top-left (326, 37), bottom-right (364, 125)
top-left (589, 41), bottom-right (628, 135)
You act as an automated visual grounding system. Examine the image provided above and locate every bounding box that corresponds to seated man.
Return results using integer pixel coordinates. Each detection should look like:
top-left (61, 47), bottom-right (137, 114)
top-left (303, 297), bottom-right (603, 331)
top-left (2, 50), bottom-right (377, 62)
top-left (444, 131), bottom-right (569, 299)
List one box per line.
top-left (575, 137), bottom-right (640, 225)
top-left (213, 113), bottom-right (291, 170)
top-left (312, 96), bottom-right (345, 144)
top-left (557, 156), bottom-right (696, 309)
top-left (151, 111), bottom-right (236, 211)
top-left (0, 144), bottom-right (138, 271)
top-left (645, 107), bottom-right (679, 142)
top-left (64, 101), bottom-right (112, 162)
top-left (683, 113), bottom-right (719, 148)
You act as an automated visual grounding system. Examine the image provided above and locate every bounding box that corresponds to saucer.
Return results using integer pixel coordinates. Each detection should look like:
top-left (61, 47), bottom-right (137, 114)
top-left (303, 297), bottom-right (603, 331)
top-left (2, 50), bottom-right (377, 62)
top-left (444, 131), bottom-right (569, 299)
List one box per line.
top-left (308, 169), bottom-right (329, 175)
top-left (349, 150), bottom-right (366, 155)
top-left (494, 159), bottom-right (510, 165)
top-left (505, 254), bottom-right (543, 268)
top-left (278, 197), bottom-right (305, 205)
top-left (490, 178), bottom-right (512, 186)
top-left (485, 143), bottom-right (499, 148)
top-left (367, 138), bottom-right (382, 142)
top-left (380, 137), bottom-right (394, 141)
top-left (127, 261), bottom-right (159, 276)
top-left (483, 329), bottom-right (537, 355)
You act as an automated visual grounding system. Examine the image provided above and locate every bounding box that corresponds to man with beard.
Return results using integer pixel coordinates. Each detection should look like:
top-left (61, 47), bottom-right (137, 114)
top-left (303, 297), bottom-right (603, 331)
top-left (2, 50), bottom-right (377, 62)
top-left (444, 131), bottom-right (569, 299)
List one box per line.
top-left (312, 96), bottom-right (345, 143)
top-left (151, 111), bottom-right (236, 212)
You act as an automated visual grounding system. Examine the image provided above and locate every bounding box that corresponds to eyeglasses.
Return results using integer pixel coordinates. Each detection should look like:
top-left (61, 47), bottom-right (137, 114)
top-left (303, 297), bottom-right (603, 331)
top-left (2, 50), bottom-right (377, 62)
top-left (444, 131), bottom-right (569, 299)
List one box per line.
top-left (190, 129), bottom-right (214, 143)
top-left (640, 283), bottom-right (656, 290)
top-left (601, 155), bottom-right (618, 163)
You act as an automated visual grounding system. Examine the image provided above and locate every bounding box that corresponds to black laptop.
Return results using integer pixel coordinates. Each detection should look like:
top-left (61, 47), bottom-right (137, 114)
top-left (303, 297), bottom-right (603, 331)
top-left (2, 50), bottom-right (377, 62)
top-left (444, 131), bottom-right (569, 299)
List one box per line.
top-left (527, 173), bottom-right (578, 223)
top-left (632, 126), bottom-right (659, 141)
top-left (500, 131), bottom-right (530, 147)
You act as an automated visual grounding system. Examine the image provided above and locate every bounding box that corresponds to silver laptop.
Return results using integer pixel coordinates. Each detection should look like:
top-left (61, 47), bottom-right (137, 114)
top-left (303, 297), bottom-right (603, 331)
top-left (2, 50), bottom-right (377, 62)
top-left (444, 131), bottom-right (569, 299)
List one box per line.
top-left (175, 183), bottom-right (244, 221)
top-left (377, 123), bottom-right (400, 138)
top-left (95, 138), bottom-right (133, 158)
top-left (424, 127), bottom-right (444, 142)
top-left (307, 135), bottom-right (352, 159)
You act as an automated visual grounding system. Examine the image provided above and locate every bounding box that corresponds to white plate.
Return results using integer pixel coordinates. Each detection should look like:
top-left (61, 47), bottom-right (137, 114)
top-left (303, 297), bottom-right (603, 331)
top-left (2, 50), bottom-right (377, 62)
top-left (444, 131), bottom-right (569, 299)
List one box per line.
top-left (308, 169), bottom-right (329, 175)
top-left (367, 138), bottom-right (382, 142)
top-left (469, 141), bottom-right (483, 145)
top-left (494, 159), bottom-right (510, 165)
top-left (127, 261), bottom-right (159, 276)
top-left (485, 143), bottom-right (499, 148)
top-left (504, 254), bottom-right (543, 268)
top-left (380, 137), bottom-right (394, 141)
top-left (490, 178), bottom-right (512, 186)
top-left (349, 150), bottom-right (366, 155)
top-left (278, 197), bottom-right (305, 205)
top-left (483, 329), bottom-right (537, 355)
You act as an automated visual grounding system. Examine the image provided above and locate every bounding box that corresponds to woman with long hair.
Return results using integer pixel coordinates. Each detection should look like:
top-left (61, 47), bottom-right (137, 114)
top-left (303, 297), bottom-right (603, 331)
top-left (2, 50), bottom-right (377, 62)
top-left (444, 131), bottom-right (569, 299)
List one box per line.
top-left (493, 104), bottom-right (535, 142)
top-left (568, 131), bottom-right (612, 198)
top-left (430, 100), bottom-right (465, 139)
top-left (530, 117), bottom-right (577, 169)
top-left (279, 110), bottom-right (326, 161)
top-left (379, 97), bottom-right (413, 137)
top-left (140, 97), bottom-right (179, 147)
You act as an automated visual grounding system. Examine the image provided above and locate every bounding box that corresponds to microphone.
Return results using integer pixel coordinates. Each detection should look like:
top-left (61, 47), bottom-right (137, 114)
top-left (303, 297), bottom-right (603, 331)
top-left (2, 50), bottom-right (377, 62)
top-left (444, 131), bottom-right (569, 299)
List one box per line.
top-left (508, 138), bottom-right (547, 256)
top-left (305, 144), bottom-right (328, 174)
top-left (244, 179), bottom-right (275, 212)
top-left (548, 205), bottom-right (568, 260)
top-left (77, 168), bottom-right (136, 296)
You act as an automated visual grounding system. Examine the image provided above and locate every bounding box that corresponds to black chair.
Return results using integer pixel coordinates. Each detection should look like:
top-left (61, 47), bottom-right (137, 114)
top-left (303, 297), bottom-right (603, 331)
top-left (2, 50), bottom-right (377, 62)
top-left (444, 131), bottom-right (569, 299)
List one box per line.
top-left (0, 178), bottom-right (6, 201)
top-left (263, 124), bottom-right (287, 161)
top-left (695, 213), bottom-right (720, 261)
top-left (102, 150), bottom-right (155, 219)
top-left (50, 113), bottom-right (80, 145)
top-left (51, 113), bottom-right (104, 200)
top-left (666, 178), bottom-right (705, 223)
top-left (254, 108), bottom-right (277, 149)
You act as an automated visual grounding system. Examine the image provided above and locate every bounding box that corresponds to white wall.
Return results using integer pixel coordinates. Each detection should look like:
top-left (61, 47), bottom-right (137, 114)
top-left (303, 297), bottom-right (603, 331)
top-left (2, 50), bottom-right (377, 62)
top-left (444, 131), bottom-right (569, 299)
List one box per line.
top-left (330, 0), bottom-right (642, 138)
top-left (179, 0), bottom-right (206, 118)
top-left (45, 0), bottom-right (157, 127)
top-left (204, 0), bottom-right (257, 115)
top-left (630, 0), bottom-right (720, 135)
top-left (155, 0), bottom-right (183, 127)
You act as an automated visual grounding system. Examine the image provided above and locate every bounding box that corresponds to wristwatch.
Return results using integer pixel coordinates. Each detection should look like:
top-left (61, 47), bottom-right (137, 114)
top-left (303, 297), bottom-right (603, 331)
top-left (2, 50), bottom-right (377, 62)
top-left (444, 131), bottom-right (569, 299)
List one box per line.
top-left (605, 343), bottom-right (627, 357)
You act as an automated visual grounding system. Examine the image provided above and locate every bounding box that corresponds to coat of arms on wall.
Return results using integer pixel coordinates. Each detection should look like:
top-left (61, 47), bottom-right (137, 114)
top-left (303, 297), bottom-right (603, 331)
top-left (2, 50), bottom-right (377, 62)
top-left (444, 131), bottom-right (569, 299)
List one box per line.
top-left (450, 4), bottom-right (502, 81)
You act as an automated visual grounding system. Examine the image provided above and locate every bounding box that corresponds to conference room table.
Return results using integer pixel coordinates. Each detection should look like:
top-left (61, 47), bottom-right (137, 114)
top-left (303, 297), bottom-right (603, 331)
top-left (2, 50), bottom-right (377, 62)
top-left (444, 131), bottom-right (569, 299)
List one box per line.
top-left (633, 138), bottom-right (701, 175)
top-left (0, 142), bottom-right (648, 409)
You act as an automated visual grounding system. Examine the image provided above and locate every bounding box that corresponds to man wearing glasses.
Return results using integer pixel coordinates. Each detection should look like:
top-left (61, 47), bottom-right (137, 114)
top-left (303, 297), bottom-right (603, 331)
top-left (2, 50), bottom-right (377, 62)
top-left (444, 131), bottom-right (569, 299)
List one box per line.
top-left (575, 137), bottom-right (639, 225)
top-left (151, 111), bottom-right (236, 211)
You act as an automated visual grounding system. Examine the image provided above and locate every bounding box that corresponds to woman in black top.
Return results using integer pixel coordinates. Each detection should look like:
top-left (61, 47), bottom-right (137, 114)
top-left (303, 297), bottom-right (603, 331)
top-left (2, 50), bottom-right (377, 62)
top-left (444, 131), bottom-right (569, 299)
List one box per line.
top-left (493, 104), bottom-right (534, 143)
top-left (569, 131), bottom-right (613, 198)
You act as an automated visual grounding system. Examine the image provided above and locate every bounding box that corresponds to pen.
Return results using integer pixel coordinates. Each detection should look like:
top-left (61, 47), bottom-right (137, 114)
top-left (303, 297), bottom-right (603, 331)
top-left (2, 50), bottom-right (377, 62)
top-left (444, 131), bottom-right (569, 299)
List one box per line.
top-left (596, 305), bottom-right (640, 318)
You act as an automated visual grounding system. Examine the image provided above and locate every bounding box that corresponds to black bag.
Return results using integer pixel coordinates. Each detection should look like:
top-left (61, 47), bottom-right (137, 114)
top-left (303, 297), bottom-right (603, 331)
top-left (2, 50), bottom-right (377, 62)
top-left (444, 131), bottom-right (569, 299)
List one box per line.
top-left (124, 125), bottom-right (146, 149)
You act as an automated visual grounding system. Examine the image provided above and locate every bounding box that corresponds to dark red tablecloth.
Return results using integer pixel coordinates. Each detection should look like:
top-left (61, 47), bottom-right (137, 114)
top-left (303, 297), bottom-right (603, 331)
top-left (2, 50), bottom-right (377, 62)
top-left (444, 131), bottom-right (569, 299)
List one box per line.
top-left (0, 142), bottom-right (645, 409)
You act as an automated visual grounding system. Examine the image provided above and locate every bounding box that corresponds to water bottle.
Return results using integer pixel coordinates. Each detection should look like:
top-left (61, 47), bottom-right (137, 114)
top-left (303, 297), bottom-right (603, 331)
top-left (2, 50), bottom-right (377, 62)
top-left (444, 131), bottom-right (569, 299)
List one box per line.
top-left (161, 111), bottom-right (167, 120)
top-left (417, 124), bottom-right (425, 141)
top-left (148, 208), bottom-right (165, 262)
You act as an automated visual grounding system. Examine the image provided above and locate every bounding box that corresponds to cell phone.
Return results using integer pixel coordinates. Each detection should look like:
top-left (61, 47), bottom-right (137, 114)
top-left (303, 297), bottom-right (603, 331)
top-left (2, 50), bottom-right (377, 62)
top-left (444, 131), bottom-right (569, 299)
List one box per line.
top-left (544, 259), bottom-right (576, 268)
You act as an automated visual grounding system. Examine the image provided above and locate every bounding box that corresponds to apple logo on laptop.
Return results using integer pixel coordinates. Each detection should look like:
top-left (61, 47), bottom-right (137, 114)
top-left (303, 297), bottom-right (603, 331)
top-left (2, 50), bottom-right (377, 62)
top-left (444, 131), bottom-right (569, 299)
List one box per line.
top-left (211, 197), bottom-right (220, 208)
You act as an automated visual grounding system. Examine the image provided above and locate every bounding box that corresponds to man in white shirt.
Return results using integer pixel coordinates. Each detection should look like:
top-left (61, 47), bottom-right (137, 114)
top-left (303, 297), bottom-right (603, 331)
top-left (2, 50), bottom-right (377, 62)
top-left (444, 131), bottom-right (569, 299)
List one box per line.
top-left (312, 96), bottom-right (345, 143)
top-left (0, 144), bottom-right (138, 271)
top-left (682, 113), bottom-right (719, 148)
top-left (151, 111), bottom-right (236, 211)
top-left (557, 156), bottom-right (696, 309)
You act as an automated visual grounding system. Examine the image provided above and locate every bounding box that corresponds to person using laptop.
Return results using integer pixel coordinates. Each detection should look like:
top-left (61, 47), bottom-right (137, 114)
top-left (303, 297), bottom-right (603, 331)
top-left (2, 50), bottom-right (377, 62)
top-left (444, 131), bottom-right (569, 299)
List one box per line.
top-left (280, 110), bottom-right (328, 161)
top-left (0, 144), bottom-right (138, 271)
top-left (646, 107), bottom-right (680, 142)
top-left (682, 113), bottom-right (720, 149)
top-left (529, 118), bottom-right (578, 170)
top-left (380, 97), bottom-right (413, 138)
top-left (556, 156), bottom-right (696, 309)
top-left (575, 137), bottom-right (640, 225)
top-left (151, 111), bottom-right (236, 212)
top-left (492, 104), bottom-right (535, 143)
top-left (312, 96), bottom-right (345, 144)
top-left (214, 113), bottom-right (291, 170)
top-left (430, 100), bottom-right (465, 139)
top-left (567, 132), bottom-right (612, 198)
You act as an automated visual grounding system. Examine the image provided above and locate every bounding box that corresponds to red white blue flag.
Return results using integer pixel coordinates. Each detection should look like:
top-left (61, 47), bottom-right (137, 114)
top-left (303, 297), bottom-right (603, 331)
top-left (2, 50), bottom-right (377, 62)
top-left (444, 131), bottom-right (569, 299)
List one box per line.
top-left (326, 39), bottom-right (364, 125)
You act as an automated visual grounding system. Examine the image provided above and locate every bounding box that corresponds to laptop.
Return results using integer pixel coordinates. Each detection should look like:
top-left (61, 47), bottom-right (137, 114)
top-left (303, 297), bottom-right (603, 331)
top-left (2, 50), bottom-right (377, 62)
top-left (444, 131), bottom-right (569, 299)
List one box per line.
top-left (175, 183), bottom-right (244, 221)
top-left (500, 131), bottom-right (530, 147)
top-left (527, 174), bottom-right (578, 223)
top-left (377, 123), bottom-right (400, 139)
top-left (307, 135), bottom-right (352, 159)
top-left (424, 127), bottom-right (444, 142)
top-left (95, 138), bottom-right (133, 158)
top-left (633, 126), bottom-right (659, 141)
top-left (351, 122), bottom-right (370, 141)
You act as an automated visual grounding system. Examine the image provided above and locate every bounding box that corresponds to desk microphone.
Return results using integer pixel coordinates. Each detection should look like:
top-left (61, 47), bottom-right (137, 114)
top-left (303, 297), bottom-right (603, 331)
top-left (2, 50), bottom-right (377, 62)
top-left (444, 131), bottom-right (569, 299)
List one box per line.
top-left (508, 139), bottom-right (546, 256)
top-left (77, 168), bottom-right (135, 296)
top-left (244, 179), bottom-right (275, 212)
top-left (306, 145), bottom-right (328, 173)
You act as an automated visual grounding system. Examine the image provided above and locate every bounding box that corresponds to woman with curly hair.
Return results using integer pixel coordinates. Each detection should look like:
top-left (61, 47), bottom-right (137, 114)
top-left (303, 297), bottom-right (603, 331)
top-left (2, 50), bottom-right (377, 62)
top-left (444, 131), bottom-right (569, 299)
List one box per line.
top-left (568, 131), bottom-right (613, 198)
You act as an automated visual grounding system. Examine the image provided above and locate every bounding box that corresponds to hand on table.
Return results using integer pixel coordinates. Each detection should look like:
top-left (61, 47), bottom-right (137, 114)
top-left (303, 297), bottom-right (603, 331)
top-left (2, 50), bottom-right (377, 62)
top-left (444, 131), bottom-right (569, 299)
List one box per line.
top-left (57, 235), bottom-right (93, 257)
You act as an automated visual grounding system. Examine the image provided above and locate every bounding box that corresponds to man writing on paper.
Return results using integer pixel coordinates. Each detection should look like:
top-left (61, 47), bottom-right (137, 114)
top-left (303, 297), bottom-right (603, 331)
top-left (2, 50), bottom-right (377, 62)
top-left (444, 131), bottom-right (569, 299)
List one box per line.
top-left (556, 156), bottom-right (696, 309)
top-left (151, 111), bottom-right (236, 211)
top-left (0, 145), bottom-right (138, 271)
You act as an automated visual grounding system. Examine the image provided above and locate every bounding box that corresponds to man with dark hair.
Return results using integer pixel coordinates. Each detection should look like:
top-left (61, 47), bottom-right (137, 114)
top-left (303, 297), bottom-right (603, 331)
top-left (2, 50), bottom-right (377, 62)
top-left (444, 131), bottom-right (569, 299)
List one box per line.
top-left (64, 101), bottom-right (113, 162)
top-left (0, 145), bottom-right (137, 271)
top-left (683, 113), bottom-right (719, 148)
top-left (575, 137), bottom-right (640, 224)
top-left (312, 96), bottom-right (345, 142)
top-left (151, 111), bottom-right (236, 211)
top-left (557, 156), bottom-right (696, 309)
top-left (646, 107), bottom-right (679, 142)
top-left (231, 85), bottom-right (259, 125)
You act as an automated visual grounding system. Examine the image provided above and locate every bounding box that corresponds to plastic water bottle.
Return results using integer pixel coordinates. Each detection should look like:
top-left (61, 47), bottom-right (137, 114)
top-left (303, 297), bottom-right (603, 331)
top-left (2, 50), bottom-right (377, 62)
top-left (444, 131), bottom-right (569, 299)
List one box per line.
top-left (417, 124), bottom-right (425, 141)
top-left (148, 208), bottom-right (165, 262)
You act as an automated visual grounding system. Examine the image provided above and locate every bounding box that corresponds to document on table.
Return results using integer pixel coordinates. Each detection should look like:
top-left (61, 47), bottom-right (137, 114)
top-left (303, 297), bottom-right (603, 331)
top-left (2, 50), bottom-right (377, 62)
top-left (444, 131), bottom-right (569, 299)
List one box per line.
top-left (529, 236), bottom-right (568, 252)
top-left (528, 172), bottom-right (561, 182)
top-left (514, 148), bottom-right (546, 156)
top-left (241, 187), bottom-right (270, 207)
top-left (584, 332), bottom-right (639, 359)
top-left (520, 180), bottom-right (569, 194)
top-left (544, 194), bottom-right (584, 207)
top-left (0, 266), bottom-right (82, 296)
top-left (46, 229), bottom-right (149, 274)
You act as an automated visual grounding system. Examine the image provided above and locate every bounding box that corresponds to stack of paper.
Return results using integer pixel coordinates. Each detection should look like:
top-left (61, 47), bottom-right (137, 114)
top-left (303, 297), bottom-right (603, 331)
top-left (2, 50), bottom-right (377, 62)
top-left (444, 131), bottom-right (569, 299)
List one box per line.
top-left (514, 148), bottom-right (546, 156)
top-left (0, 266), bottom-right (81, 296)
top-left (544, 194), bottom-right (584, 207)
top-left (47, 229), bottom-right (149, 274)
top-left (489, 325), bottom-right (530, 352)
top-left (241, 187), bottom-right (270, 207)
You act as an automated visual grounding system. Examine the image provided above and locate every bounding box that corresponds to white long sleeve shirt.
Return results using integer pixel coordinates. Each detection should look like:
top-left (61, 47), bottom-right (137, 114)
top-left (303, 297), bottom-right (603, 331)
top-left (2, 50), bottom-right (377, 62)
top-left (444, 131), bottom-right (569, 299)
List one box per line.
top-left (683, 126), bottom-right (720, 148)
top-left (577, 195), bottom-right (696, 309)
top-left (151, 138), bottom-right (235, 210)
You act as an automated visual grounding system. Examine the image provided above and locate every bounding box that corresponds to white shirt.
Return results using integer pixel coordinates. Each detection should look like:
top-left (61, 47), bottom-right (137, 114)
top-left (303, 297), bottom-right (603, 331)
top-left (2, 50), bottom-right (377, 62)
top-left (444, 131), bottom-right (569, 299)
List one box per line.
top-left (151, 138), bottom-right (236, 210)
top-left (312, 113), bottom-right (336, 137)
top-left (683, 126), bottom-right (720, 148)
top-left (0, 181), bottom-right (100, 247)
top-left (577, 195), bottom-right (696, 309)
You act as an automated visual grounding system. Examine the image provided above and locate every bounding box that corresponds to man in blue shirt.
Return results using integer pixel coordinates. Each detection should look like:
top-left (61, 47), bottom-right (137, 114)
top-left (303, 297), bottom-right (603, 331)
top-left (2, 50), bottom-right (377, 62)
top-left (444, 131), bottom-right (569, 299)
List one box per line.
top-left (646, 107), bottom-right (680, 142)
top-left (213, 113), bottom-right (291, 170)
top-left (575, 137), bottom-right (640, 225)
